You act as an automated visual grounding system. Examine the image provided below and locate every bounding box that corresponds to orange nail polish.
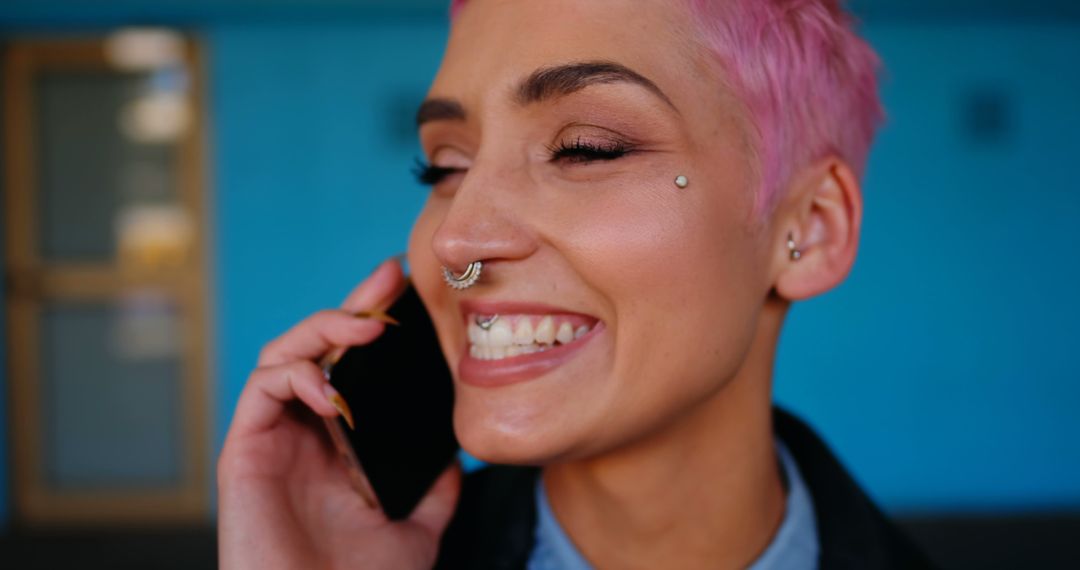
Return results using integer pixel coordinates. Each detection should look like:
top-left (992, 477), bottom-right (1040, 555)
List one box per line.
top-left (325, 388), bottom-right (355, 430)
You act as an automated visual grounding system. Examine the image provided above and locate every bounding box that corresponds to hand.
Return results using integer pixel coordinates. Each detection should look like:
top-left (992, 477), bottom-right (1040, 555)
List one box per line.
top-left (217, 258), bottom-right (461, 570)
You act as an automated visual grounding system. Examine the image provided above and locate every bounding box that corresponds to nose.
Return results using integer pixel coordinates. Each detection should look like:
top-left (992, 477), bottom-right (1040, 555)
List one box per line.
top-left (431, 168), bottom-right (537, 279)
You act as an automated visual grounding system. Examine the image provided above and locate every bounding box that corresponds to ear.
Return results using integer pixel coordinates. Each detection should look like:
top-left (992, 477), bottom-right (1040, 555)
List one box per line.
top-left (772, 157), bottom-right (862, 301)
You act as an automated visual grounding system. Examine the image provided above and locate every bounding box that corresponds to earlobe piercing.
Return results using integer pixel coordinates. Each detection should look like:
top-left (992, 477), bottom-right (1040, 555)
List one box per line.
top-left (674, 175), bottom-right (689, 189)
top-left (442, 260), bottom-right (483, 290)
top-left (787, 232), bottom-right (802, 261)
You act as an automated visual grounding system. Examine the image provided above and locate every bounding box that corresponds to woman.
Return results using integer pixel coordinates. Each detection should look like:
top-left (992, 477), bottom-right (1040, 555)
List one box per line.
top-left (218, 0), bottom-right (935, 568)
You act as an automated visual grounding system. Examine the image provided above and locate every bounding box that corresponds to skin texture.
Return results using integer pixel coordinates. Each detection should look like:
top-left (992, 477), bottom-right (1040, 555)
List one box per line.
top-left (217, 0), bottom-right (863, 568)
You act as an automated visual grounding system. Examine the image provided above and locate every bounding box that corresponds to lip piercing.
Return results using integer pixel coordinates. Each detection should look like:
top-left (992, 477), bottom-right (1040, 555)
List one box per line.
top-left (674, 175), bottom-right (689, 189)
top-left (787, 232), bottom-right (802, 261)
top-left (475, 314), bottom-right (499, 330)
top-left (442, 261), bottom-right (482, 290)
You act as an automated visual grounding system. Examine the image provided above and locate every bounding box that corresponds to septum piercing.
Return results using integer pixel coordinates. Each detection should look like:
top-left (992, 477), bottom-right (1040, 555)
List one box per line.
top-left (475, 314), bottom-right (499, 330)
top-left (442, 260), bottom-right (482, 290)
top-left (787, 232), bottom-right (803, 261)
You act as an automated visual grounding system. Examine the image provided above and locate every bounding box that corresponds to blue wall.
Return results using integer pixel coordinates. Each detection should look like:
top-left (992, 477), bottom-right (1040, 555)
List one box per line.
top-left (207, 19), bottom-right (447, 456)
top-left (1, 3), bottom-right (1079, 524)
top-left (776, 23), bottom-right (1080, 512)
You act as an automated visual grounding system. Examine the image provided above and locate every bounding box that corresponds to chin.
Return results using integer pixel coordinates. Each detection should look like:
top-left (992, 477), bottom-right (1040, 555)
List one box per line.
top-left (451, 391), bottom-right (588, 465)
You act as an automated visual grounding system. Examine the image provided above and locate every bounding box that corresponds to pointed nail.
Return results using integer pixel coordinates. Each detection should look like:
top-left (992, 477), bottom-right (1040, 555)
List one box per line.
top-left (352, 309), bottom-right (399, 326)
top-left (325, 386), bottom-right (355, 430)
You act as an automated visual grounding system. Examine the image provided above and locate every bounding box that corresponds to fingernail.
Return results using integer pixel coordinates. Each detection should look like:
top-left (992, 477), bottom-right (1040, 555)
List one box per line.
top-left (352, 309), bottom-right (399, 326)
top-left (324, 385), bottom-right (355, 430)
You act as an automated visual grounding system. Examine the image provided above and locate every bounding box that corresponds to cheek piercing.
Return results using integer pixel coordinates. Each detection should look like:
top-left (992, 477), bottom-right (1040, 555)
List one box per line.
top-left (787, 232), bottom-right (803, 261)
top-left (674, 175), bottom-right (689, 189)
top-left (442, 260), bottom-right (482, 290)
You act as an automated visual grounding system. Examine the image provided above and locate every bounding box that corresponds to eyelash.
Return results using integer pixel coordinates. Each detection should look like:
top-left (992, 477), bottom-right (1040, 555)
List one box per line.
top-left (413, 137), bottom-right (634, 186)
top-left (545, 136), bottom-right (633, 164)
top-left (412, 157), bottom-right (462, 186)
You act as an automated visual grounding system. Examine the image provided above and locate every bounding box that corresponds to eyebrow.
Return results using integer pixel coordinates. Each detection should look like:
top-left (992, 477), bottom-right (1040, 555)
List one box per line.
top-left (515, 60), bottom-right (677, 110)
top-left (415, 60), bottom-right (677, 127)
top-left (415, 98), bottom-right (466, 126)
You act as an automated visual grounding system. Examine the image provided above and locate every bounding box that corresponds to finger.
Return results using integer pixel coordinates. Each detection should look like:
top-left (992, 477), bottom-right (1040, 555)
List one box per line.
top-left (258, 310), bottom-right (386, 367)
top-left (257, 257), bottom-right (406, 367)
top-left (408, 460), bottom-right (463, 537)
top-left (229, 359), bottom-right (341, 437)
top-left (340, 256), bottom-right (407, 313)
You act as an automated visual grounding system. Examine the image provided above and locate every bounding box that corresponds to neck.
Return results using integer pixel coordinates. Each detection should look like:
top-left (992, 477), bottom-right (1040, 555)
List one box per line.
top-left (542, 300), bottom-right (788, 569)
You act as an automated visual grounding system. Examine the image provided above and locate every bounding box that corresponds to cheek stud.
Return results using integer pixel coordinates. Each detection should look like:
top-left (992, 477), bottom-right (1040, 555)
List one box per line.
top-left (674, 175), bottom-right (689, 189)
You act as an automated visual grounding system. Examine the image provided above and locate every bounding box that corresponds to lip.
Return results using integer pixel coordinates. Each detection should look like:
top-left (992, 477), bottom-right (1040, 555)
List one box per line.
top-left (457, 299), bottom-right (604, 388)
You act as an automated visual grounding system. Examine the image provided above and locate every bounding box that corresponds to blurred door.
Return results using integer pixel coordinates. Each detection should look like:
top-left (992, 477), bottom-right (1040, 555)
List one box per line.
top-left (3, 34), bottom-right (210, 524)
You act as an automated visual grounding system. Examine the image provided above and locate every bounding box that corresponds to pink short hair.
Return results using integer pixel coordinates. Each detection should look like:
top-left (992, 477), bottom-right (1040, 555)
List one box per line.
top-left (448, 0), bottom-right (884, 212)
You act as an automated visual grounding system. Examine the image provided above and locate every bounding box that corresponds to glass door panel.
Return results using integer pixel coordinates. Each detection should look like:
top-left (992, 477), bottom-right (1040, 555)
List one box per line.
top-left (4, 34), bottom-right (209, 524)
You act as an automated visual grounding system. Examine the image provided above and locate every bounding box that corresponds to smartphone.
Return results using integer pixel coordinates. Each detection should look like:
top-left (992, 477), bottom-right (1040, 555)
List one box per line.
top-left (323, 281), bottom-right (459, 520)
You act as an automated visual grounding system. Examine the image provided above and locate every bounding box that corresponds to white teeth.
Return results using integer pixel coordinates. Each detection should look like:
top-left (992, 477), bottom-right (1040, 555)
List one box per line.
top-left (535, 316), bottom-right (556, 345)
top-left (488, 318), bottom-right (513, 347)
top-left (513, 319), bottom-right (534, 345)
top-left (555, 322), bottom-right (574, 344)
top-left (467, 313), bottom-right (595, 361)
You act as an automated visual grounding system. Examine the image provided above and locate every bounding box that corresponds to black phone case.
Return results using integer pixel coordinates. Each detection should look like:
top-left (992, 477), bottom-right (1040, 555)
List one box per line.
top-left (326, 283), bottom-right (459, 520)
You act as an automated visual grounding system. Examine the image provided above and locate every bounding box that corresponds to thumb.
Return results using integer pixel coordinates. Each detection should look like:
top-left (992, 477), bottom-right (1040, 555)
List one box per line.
top-left (408, 460), bottom-right (463, 539)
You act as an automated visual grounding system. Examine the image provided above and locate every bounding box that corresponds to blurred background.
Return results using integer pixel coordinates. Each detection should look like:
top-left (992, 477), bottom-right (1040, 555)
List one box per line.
top-left (0, 0), bottom-right (1077, 568)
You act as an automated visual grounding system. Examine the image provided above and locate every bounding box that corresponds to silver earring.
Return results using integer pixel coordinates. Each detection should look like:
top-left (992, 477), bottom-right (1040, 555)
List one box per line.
top-left (442, 260), bottom-right (482, 290)
top-left (787, 233), bottom-right (802, 261)
top-left (674, 175), bottom-right (689, 189)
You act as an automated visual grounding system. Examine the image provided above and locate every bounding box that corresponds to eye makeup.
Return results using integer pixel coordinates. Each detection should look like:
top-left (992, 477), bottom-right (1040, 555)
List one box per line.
top-left (414, 96), bottom-right (663, 187)
top-left (545, 135), bottom-right (636, 164)
top-left (413, 134), bottom-right (638, 187)
top-left (412, 157), bottom-right (464, 186)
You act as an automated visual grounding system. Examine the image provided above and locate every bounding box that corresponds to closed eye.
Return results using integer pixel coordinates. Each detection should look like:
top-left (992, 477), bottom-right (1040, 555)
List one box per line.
top-left (413, 157), bottom-right (465, 186)
top-left (546, 136), bottom-right (634, 164)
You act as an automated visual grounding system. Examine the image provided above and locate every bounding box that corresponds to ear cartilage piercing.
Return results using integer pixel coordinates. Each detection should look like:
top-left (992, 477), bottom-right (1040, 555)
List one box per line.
top-left (787, 233), bottom-right (803, 261)
top-left (476, 314), bottom-right (499, 330)
top-left (674, 175), bottom-right (689, 189)
top-left (442, 260), bottom-right (483, 290)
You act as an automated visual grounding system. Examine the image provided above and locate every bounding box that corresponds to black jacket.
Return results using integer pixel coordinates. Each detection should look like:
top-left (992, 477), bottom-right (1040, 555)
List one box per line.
top-left (435, 408), bottom-right (937, 569)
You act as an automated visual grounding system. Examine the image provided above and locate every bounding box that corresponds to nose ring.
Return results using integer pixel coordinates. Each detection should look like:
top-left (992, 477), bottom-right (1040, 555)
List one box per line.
top-left (442, 261), bottom-right (482, 290)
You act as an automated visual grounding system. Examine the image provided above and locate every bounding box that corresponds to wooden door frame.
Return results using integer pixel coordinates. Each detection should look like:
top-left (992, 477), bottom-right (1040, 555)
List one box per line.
top-left (2, 36), bottom-right (211, 524)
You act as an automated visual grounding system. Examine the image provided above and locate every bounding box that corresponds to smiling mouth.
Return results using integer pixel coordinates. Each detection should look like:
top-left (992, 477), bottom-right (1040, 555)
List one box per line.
top-left (467, 313), bottom-right (598, 361)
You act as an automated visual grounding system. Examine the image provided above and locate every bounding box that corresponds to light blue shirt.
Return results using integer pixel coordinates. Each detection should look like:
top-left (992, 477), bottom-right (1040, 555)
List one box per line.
top-left (527, 440), bottom-right (819, 569)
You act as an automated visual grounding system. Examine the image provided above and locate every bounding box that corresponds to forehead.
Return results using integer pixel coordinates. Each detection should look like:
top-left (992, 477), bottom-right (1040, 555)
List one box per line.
top-left (429, 0), bottom-right (708, 114)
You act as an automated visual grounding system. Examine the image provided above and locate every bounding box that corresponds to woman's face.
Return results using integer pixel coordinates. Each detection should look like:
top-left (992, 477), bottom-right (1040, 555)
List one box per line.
top-left (408, 0), bottom-right (775, 463)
